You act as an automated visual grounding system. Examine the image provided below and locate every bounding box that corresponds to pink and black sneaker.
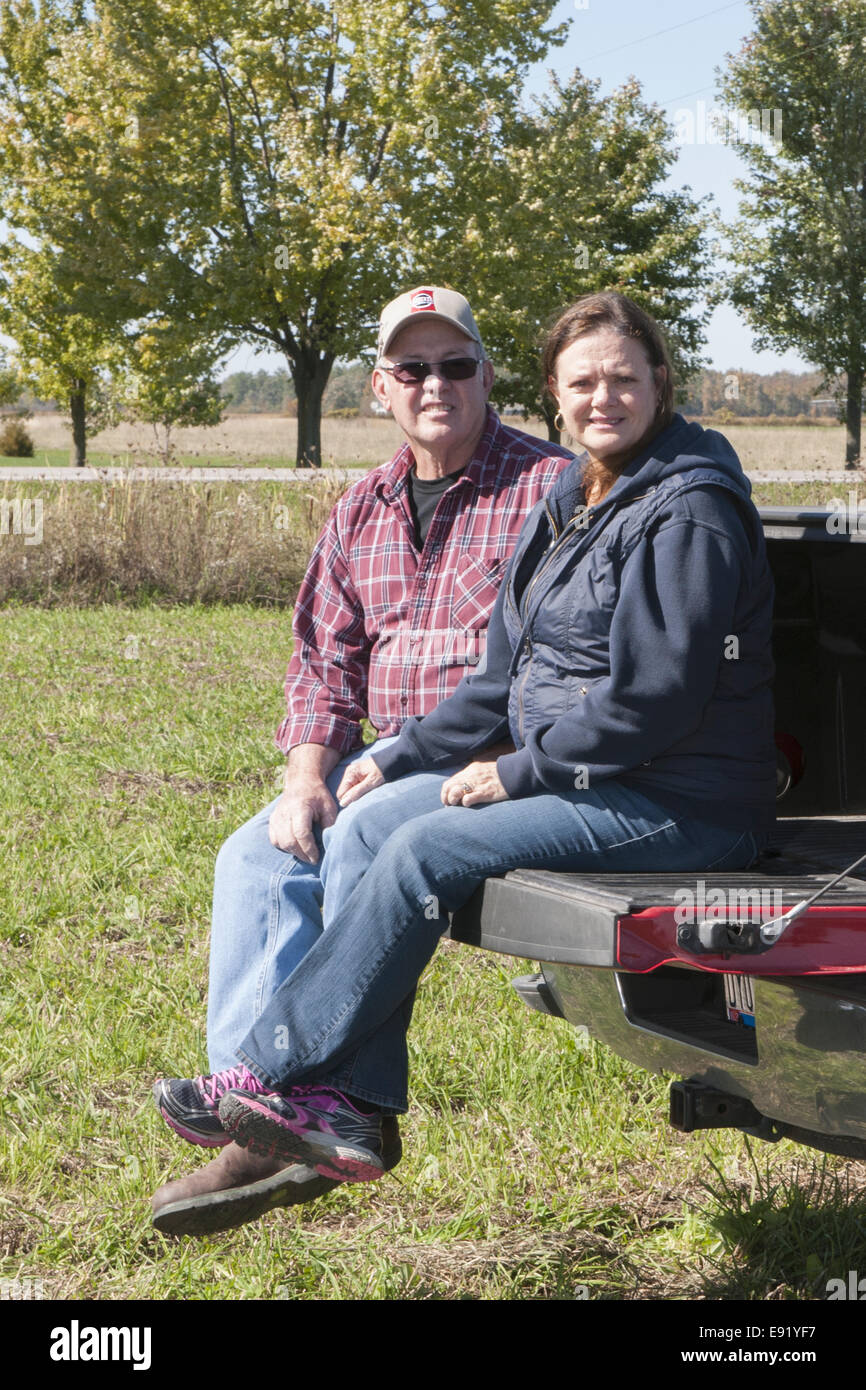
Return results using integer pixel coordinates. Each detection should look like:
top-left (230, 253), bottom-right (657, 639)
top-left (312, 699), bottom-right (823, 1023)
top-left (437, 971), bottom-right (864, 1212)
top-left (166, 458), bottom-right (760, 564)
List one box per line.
top-left (153, 1066), bottom-right (279, 1148)
top-left (218, 1084), bottom-right (386, 1182)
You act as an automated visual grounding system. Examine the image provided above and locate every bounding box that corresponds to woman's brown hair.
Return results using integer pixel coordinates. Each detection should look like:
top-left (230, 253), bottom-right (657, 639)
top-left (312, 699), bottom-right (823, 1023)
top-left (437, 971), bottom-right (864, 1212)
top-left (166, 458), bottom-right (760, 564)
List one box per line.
top-left (542, 291), bottom-right (675, 431)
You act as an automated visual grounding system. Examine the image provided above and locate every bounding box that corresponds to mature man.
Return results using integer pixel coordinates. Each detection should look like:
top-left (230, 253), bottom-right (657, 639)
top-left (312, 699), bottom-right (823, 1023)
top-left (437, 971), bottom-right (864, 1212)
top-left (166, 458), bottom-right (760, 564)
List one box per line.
top-left (151, 286), bottom-right (573, 1233)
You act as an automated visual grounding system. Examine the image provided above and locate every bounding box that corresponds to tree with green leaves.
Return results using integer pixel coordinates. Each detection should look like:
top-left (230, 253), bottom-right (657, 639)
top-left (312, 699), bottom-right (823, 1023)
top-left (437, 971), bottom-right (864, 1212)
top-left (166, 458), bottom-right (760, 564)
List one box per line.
top-left (0, 2), bottom-right (159, 462)
top-left (0, 0), bottom-right (568, 466)
top-left (0, 355), bottom-right (20, 408)
top-left (121, 323), bottom-right (224, 463)
top-left (0, 239), bottom-right (125, 464)
top-left (0, 237), bottom-right (222, 464)
top-left (721, 0), bottom-right (866, 467)
top-left (420, 73), bottom-right (711, 439)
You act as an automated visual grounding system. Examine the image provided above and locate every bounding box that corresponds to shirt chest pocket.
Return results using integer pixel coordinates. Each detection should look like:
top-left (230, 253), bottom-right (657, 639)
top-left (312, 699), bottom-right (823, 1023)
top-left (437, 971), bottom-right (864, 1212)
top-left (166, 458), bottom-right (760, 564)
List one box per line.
top-left (452, 554), bottom-right (507, 630)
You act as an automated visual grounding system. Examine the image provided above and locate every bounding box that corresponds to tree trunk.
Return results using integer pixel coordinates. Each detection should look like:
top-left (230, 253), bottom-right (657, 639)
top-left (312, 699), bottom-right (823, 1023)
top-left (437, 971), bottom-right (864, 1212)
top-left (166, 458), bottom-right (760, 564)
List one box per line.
top-left (844, 360), bottom-right (863, 470)
top-left (293, 350), bottom-right (335, 468)
top-left (701, 374), bottom-right (713, 419)
top-left (70, 380), bottom-right (86, 467)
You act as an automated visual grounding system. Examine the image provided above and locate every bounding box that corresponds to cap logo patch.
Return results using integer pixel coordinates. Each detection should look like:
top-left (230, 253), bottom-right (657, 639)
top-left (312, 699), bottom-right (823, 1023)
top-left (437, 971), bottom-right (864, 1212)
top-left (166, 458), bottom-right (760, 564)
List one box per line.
top-left (410, 289), bottom-right (435, 312)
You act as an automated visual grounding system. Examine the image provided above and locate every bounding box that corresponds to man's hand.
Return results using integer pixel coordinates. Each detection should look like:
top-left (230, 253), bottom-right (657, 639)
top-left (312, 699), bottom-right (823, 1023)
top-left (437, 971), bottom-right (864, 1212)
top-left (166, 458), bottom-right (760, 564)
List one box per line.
top-left (268, 774), bottom-right (339, 863)
top-left (270, 742), bottom-right (344, 862)
top-left (336, 757), bottom-right (385, 807)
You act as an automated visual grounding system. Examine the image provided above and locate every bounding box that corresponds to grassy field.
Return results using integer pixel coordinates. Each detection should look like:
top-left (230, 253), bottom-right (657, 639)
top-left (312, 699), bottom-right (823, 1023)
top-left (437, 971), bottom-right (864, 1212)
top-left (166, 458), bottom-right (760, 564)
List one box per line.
top-left (3, 605), bottom-right (866, 1302)
top-left (15, 412), bottom-right (413, 470)
top-left (4, 412), bottom-right (854, 473)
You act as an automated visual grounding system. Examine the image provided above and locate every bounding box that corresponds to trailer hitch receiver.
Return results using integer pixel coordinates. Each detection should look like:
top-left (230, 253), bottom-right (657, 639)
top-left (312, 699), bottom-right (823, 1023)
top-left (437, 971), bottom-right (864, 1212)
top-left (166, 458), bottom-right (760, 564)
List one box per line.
top-left (670, 1080), bottom-right (766, 1133)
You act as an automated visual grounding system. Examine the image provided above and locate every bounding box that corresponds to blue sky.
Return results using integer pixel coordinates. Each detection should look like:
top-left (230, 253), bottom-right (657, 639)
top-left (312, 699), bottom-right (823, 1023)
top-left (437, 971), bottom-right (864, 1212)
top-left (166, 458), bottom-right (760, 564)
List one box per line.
top-left (228, 0), bottom-right (809, 380)
top-left (523, 0), bottom-right (806, 373)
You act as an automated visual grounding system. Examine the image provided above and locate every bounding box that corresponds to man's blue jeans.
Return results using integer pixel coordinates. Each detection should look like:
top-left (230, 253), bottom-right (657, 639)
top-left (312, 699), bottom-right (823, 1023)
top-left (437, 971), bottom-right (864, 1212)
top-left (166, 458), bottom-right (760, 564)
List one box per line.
top-left (206, 737), bottom-right (397, 1072)
top-left (237, 774), bottom-right (767, 1112)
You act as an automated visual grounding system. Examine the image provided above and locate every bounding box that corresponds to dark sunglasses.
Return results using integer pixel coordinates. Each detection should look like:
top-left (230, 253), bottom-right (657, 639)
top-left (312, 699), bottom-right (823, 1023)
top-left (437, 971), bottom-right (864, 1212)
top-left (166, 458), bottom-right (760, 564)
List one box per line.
top-left (380, 356), bottom-right (481, 384)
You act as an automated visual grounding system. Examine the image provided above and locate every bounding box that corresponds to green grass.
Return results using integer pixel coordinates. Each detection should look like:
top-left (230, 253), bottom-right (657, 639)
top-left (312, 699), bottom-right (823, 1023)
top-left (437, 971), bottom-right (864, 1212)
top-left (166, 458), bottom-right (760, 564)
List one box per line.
top-left (0, 449), bottom-right (300, 469)
top-left (0, 449), bottom-right (374, 469)
top-left (3, 605), bottom-right (866, 1300)
top-left (750, 480), bottom-right (866, 508)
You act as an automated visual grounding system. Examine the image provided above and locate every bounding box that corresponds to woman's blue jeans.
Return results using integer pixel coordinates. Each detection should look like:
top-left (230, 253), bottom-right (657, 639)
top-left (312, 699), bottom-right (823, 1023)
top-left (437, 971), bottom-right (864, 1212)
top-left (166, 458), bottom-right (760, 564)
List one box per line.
top-left (236, 774), bottom-right (766, 1113)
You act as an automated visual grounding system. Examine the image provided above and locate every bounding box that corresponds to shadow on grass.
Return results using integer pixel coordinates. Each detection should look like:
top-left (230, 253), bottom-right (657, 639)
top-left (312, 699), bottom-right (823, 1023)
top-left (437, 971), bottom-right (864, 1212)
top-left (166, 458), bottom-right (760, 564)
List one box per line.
top-left (698, 1143), bottom-right (866, 1300)
top-left (384, 1224), bottom-right (647, 1300)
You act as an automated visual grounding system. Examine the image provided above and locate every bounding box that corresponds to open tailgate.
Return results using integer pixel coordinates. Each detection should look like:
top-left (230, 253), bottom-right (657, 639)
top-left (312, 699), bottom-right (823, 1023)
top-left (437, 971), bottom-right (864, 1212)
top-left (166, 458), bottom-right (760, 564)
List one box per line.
top-left (450, 817), bottom-right (866, 976)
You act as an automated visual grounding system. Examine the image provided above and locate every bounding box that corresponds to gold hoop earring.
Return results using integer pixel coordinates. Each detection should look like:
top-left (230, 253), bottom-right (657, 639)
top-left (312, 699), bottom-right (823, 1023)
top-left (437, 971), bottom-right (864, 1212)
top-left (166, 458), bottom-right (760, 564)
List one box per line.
top-left (554, 411), bottom-right (565, 432)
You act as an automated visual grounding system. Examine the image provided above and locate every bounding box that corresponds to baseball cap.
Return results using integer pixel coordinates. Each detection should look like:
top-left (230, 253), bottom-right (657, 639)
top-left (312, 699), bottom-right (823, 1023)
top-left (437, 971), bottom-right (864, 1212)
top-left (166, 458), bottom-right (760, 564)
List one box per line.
top-left (377, 286), bottom-right (485, 360)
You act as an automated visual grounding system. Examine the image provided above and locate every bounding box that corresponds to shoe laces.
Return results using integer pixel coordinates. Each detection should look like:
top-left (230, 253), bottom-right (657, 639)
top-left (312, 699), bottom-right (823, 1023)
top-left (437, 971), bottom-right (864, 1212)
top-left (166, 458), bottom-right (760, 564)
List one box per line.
top-left (285, 1084), bottom-right (373, 1116)
top-left (197, 1065), bottom-right (263, 1106)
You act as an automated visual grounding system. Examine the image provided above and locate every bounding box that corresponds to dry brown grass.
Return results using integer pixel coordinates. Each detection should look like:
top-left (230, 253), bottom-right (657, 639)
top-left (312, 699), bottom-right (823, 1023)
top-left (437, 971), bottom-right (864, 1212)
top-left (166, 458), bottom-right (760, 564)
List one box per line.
top-left (380, 1226), bottom-right (648, 1300)
top-left (25, 411), bottom-right (548, 466)
top-left (558, 421), bottom-right (850, 473)
top-left (707, 423), bottom-right (850, 472)
top-left (24, 411), bottom-right (416, 466)
top-left (0, 475), bottom-right (347, 605)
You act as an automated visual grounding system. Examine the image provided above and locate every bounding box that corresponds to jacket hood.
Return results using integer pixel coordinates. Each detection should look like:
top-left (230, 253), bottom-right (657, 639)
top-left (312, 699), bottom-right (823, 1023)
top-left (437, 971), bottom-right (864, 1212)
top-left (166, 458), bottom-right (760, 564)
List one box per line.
top-left (546, 414), bottom-right (751, 531)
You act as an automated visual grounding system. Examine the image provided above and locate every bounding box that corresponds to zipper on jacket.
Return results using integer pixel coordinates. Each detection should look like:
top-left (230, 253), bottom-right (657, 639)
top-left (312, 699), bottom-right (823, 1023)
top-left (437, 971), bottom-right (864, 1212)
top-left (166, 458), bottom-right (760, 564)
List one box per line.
top-left (508, 483), bottom-right (661, 699)
top-left (507, 502), bottom-right (590, 689)
top-left (517, 640), bottom-right (533, 740)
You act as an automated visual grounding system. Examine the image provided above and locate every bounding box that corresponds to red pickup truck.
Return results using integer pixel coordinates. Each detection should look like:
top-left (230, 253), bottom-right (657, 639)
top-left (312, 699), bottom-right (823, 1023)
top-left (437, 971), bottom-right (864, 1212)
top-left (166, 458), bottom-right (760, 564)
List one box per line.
top-left (451, 505), bottom-right (866, 1158)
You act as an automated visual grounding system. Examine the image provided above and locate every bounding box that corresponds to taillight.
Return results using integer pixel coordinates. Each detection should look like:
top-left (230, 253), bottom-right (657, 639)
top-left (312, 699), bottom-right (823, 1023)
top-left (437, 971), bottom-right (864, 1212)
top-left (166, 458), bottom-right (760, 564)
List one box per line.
top-left (775, 731), bottom-right (806, 799)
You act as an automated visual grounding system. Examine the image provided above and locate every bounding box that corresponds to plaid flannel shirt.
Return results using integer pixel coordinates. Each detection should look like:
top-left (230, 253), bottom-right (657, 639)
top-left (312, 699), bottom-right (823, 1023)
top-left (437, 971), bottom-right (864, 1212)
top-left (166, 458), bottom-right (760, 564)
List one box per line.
top-left (276, 407), bottom-right (574, 756)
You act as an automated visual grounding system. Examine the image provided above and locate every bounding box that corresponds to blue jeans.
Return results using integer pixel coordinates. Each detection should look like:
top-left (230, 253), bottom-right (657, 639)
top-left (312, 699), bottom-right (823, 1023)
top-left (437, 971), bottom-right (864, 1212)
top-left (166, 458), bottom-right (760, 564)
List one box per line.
top-left (206, 737), bottom-right (397, 1072)
top-left (237, 775), bottom-right (766, 1112)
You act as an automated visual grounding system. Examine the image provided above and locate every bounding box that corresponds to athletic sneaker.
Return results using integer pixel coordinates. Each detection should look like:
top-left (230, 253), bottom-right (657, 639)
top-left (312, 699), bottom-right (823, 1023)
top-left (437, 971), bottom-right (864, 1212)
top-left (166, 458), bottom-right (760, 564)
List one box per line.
top-left (219, 1084), bottom-right (387, 1183)
top-left (153, 1065), bottom-right (280, 1148)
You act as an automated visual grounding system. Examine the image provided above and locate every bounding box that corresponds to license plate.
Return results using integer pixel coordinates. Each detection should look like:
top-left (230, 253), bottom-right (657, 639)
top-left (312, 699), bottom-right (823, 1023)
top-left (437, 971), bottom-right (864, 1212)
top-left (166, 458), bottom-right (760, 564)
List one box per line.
top-left (724, 972), bottom-right (756, 1027)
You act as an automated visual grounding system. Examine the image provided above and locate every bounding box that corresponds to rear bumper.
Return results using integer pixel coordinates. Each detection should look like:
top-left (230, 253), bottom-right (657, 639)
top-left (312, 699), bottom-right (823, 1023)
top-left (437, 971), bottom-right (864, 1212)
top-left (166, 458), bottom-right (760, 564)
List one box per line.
top-left (536, 961), bottom-right (866, 1141)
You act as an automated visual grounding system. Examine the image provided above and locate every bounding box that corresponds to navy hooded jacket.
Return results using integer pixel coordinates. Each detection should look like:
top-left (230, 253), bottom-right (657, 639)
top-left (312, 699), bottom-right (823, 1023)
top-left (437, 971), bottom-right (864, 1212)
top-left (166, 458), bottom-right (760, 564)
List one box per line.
top-left (374, 414), bottom-right (777, 831)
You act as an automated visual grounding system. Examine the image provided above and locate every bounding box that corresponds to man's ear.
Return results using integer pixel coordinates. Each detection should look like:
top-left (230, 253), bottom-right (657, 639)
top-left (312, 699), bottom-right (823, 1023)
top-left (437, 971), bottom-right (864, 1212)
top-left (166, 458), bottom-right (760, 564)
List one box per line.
top-left (371, 367), bottom-right (392, 412)
top-left (481, 359), bottom-right (495, 394)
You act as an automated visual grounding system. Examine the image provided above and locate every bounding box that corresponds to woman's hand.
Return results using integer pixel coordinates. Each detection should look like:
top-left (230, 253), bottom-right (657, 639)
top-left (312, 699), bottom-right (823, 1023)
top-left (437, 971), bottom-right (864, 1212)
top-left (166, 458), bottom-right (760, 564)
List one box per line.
top-left (441, 759), bottom-right (509, 807)
top-left (336, 757), bottom-right (385, 807)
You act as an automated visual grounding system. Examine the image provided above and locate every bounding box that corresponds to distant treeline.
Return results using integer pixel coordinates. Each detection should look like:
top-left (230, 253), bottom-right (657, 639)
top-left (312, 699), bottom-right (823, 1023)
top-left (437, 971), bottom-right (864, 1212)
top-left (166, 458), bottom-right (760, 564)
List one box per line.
top-left (10, 361), bottom-right (374, 419)
top-left (219, 363), bottom-right (371, 417)
top-left (218, 364), bottom-right (837, 421)
top-left (13, 364), bottom-right (841, 422)
top-left (678, 369), bottom-right (832, 419)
